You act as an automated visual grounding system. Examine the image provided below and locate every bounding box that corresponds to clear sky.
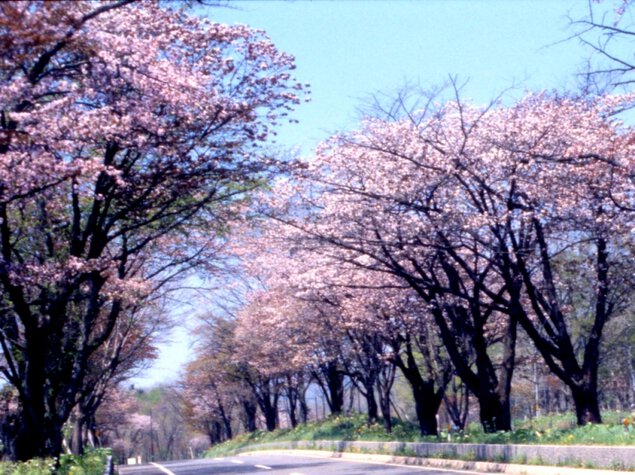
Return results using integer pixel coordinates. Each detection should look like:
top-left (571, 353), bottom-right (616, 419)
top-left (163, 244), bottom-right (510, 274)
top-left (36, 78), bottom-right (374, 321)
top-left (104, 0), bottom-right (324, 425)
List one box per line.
top-left (207, 0), bottom-right (591, 153)
top-left (131, 0), bottom-right (616, 387)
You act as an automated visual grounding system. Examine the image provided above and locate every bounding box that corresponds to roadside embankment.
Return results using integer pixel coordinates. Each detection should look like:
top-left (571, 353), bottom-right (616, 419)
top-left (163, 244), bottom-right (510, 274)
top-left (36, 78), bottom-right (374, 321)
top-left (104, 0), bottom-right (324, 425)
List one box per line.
top-left (235, 440), bottom-right (635, 471)
top-left (239, 449), bottom-right (633, 474)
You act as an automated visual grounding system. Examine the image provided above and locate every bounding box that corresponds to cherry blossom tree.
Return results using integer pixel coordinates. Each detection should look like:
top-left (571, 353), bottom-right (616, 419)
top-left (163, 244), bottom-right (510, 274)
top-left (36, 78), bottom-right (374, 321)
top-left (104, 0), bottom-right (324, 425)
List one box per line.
top-left (0, 0), bottom-right (303, 460)
top-left (231, 216), bottom-right (451, 435)
top-left (288, 88), bottom-right (635, 429)
top-left (93, 386), bottom-right (139, 463)
top-left (573, 0), bottom-right (635, 88)
top-left (98, 386), bottom-right (195, 463)
top-left (475, 92), bottom-right (635, 424)
top-left (279, 119), bottom-right (517, 431)
top-left (71, 303), bottom-right (164, 454)
top-left (185, 312), bottom-right (280, 435)
top-left (294, 272), bottom-right (446, 434)
top-left (234, 289), bottom-right (320, 431)
top-left (230, 221), bottom-right (352, 420)
top-left (181, 357), bottom-right (237, 445)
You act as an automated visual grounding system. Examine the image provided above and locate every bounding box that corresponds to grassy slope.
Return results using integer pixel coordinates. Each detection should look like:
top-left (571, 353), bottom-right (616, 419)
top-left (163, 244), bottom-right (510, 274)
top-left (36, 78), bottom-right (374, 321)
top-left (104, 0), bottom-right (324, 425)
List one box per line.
top-left (205, 412), bottom-right (635, 457)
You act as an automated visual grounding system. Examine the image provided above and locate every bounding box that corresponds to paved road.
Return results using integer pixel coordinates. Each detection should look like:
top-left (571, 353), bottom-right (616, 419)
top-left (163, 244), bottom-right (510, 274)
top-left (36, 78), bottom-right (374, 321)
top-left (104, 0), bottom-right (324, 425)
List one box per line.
top-left (118, 454), bottom-right (476, 475)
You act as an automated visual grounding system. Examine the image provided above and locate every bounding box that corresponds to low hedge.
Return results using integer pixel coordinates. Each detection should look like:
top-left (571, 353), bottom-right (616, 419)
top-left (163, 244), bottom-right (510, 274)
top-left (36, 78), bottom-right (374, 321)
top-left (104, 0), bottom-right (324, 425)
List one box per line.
top-left (0, 448), bottom-right (111, 475)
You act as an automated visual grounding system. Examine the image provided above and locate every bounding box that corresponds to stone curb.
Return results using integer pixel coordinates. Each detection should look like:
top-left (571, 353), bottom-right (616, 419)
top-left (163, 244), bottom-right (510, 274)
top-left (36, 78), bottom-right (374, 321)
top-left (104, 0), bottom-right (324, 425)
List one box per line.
top-left (239, 449), bottom-right (633, 474)
top-left (235, 439), bottom-right (635, 471)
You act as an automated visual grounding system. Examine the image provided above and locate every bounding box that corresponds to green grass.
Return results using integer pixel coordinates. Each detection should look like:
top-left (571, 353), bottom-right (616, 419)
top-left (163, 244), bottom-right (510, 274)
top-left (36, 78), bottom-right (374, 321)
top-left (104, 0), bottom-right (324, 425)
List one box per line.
top-left (458, 421), bottom-right (635, 446)
top-left (205, 413), bottom-right (423, 456)
top-left (205, 411), bottom-right (635, 458)
top-left (0, 448), bottom-right (110, 475)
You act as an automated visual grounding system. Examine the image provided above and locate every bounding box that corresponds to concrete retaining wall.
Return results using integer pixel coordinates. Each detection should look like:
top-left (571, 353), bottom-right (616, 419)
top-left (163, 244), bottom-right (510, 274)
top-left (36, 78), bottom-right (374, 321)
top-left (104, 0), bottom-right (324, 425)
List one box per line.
top-left (238, 440), bottom-right (635, 470)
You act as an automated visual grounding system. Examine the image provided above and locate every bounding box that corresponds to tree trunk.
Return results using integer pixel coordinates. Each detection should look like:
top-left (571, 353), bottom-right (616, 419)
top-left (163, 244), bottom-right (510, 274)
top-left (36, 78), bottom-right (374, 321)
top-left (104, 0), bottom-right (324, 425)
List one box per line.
top-left (377, 358), bottom-right (396, 433)
top-left (326, 364), bottom-right (344, 415)
top-left (363, 382), bottom-right (378, 423)
top-left (12, 420), bottom-right (40, 462)
top-left (506, 227), bottom-right (608, 428)
top-left (444, 378), bottom-right (469, 430)
top-left (489, 312), bottom-right (516, 432)
top-left (413, 388), bottom-right (441, 436)
top-left (242, 400), bottom-right (257, 432)
top-left (207, 421), bottom-right (221, 445)
top-left (299, 397), bottom-right (309, 424)
top-left (262, 403), bottom-right (278, 432)
top-left (70, 411), bottom-right (84, 455)
top-left (1, 409), bottom-right (20, 461)
top-left (313, 361), bottom-right (345, 415)
top-left (13, 412), bottom-right (65, 462)
top-left (477, 392), bottom-right (510, 432)
top-left (379, 392), bottom-right (392, 433)
top-left (223, 417), bottom-right (233, 441)
top-left (13, 356), bottom-right (66, 461)
top-left (571, 384), bottom-right (602, 425)
top-left (217, 401), bottom-right (233, 441)
top-left (255, 384), bottom-right (279, 432)
top-left (285, 381), bottom-right (299, 428)
top-left (393, 350), bottom-right (443, 436)
top-left (424, 299), bottom-right (514, 434)
top-left (288, 396), bottom-right (298, 428)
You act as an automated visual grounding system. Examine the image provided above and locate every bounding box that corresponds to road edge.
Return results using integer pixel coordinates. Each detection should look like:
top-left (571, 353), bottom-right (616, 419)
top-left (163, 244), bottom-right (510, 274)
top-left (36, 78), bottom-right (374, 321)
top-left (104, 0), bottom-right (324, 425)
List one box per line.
top-left (237, 449), bottom-right (634, 474)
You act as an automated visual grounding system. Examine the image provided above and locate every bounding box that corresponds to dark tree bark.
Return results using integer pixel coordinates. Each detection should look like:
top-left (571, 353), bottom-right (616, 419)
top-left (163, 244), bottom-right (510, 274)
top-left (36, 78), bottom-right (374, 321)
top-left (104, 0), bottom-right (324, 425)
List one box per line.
top-left (242, 399), bottom-right (258, 433)
top-left (500, 218), bottom-right (612, 425)
top-left (299, 398), bottom-right (310, 424)
top-left (376, 356), bottom-right (396, 433)
top-left (283, 372), bottom-right (309, 428)
top-left (262, 404), bottom-right (278, 432)
top-left (342, 331), bottom-right (397, 428)
top-left (444, 377), bottom-right (469, 430)
top-left (363, 381), bottom-right (379, 422)
top-left (312, 360), bottom-right (345, 415)
top-left (391, 260), bottom-right (517, 433)
top-left (244, 373), bottom-right (280, 432)
top-left (392, 339), bottom-right (448, 436)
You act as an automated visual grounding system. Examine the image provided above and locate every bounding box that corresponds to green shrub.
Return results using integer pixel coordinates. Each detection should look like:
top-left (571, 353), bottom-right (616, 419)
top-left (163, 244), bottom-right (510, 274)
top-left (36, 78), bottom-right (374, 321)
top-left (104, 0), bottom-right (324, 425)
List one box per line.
top-left (58, 448), bottom-right (110, 475)
top-left (0, 448), bottom-right (110, 475)
top-left (0, 458), bottom-right (55, 475)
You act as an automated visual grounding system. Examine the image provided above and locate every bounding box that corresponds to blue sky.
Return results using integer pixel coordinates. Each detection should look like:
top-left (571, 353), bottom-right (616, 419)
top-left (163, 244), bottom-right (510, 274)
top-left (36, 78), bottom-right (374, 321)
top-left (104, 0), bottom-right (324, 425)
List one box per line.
top-left (208, 0), bottom-right (592, 153)
top-left (132, 0), bottom-right (619, 387)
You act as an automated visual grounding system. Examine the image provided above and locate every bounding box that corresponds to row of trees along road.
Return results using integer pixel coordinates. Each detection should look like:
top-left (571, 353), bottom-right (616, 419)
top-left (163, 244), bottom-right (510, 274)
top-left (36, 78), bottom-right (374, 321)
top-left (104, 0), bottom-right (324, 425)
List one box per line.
top-left (2, 0), bottom-right (635, 461)
top-left (0, 0), bottom-right (304, 461)
top-left (180, 1), bottom-right (635, 443)
top-left (198, 86), bottom-right (635, 438)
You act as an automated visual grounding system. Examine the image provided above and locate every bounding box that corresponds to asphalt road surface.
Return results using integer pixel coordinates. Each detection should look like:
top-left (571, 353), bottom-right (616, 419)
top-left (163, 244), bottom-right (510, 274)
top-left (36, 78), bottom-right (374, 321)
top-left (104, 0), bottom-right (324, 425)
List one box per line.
top-left (118, 454), bottom-right (476, 475)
